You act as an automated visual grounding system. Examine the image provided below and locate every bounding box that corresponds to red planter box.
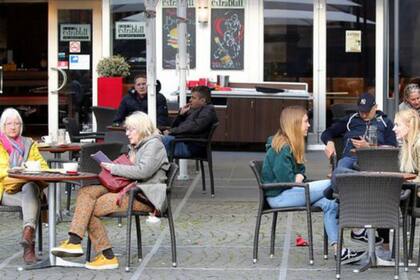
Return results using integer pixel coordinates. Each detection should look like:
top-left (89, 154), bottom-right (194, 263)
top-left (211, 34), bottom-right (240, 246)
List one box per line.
top-left (97, 77), bottom-right (123, 109)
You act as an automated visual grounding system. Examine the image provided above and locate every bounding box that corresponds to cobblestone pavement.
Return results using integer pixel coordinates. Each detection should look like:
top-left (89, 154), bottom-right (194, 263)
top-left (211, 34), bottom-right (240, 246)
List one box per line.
top-left (0, 151), bottom-right (419, 279)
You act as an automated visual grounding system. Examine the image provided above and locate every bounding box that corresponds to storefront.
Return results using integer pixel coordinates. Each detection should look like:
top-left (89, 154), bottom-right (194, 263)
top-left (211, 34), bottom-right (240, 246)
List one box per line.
top-left (0, 0), bottom-right (417, 146)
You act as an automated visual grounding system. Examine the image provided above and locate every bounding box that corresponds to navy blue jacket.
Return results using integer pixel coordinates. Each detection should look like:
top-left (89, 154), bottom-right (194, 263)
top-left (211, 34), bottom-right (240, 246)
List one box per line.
top-left (113, 88), bottom-right (169, 127)
top-left (321, 111), bottom-right (397, 157)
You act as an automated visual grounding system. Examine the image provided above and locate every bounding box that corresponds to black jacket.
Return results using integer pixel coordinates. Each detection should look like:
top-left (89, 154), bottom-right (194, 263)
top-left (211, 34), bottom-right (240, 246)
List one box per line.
top-left (170, 104), bottom-right (218, 139)
top-left (321, 110), bottom-right (397, 157)
top-left (113, 88), bottom-right (169, 127)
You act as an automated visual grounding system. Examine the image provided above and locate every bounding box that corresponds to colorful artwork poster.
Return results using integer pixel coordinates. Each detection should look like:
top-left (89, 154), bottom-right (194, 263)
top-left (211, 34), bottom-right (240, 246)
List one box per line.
top-left (162, 8), bottom-right (196, 69)
top-left (210, 8), bottom-right (244, 70)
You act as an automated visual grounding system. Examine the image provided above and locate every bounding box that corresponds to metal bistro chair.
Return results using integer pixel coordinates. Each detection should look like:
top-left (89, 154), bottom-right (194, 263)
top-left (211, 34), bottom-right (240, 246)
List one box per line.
top-left (168, 122), bottom-right (219, 197)
top-left (355, 146), bottom-right (411, 266)
top-left (0, 203), bottom-right (46, 255)
top-left (335, 172), bottom-right (406, 279)
top-left (249, 160), bottom-right (328, 265)
top-left (408, 184), bottom-right (420, 270)
top-left (63, 117), bottom-right (104, 143)
top-left (92, 106), bottom-right (117, 134)
top-left (86, 163), bottom-right (179, 271)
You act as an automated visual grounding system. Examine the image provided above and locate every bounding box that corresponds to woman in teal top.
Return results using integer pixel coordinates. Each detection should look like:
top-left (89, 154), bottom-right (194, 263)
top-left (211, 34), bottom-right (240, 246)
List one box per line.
top-left (262, 106), bottom-right (365, 264)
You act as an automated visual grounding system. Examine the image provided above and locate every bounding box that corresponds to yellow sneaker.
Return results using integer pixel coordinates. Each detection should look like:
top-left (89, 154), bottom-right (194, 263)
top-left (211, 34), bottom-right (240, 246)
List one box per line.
top-left (85, 254), bottom-right (119, 270)
top-left (51, 240), bottom-right (83, 257)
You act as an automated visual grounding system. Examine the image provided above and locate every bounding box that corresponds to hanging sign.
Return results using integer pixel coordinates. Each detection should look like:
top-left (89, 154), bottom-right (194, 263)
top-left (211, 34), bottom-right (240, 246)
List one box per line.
top-left (210, 5), bottom-right (245, 70)
top-left (115, 22), bottom-right (146, 40)
top-left (345, 30), bottom-right (362, 53)
top-left (162, 7), bottom-right (196, 69)
top-left (60, 24), bottom-right (91, 41)
top-left (161, 0), bottom-right (195, 8)
top-left (210, 0), bottom-right (245, 8)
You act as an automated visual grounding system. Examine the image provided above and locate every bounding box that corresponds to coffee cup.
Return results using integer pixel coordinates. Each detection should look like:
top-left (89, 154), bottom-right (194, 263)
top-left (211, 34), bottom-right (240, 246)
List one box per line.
top-left (24, 160), bottom-right (41, 172)
top-left (41, 135), bottom-right (52, 144)
top-left (62, 162), bottom-right (78, 173)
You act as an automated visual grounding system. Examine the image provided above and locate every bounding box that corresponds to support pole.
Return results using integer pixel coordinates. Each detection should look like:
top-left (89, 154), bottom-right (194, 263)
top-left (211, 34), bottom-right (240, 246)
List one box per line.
top-left (177, 0), bottom-right (189, 180)
top-left (145, 0), bottom-right (159, 126)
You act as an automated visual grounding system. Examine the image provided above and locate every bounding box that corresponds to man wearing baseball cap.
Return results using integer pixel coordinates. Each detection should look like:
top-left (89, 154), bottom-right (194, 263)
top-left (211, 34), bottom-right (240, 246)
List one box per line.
top-left (321, 92), bottom-right (397, 263)
top-left (322, 92), bottom-right (397, 163)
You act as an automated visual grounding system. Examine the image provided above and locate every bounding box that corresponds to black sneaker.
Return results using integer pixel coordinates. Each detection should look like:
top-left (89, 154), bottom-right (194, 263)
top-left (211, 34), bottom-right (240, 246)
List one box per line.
top-left (350, 229), bottom-right (383, 245)
top-left (339, 248), bottom-right (367, 265)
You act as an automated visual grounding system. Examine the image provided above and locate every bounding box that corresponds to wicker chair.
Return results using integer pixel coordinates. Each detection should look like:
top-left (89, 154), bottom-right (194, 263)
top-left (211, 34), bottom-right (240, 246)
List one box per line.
top-left (168, 122), bottom-right (219, 197)
top-left (249, 160), bottom-right (328, 265)
top-left (92, 106), bottom-right (117, 134)
top-left (335, 172), bottom-right (406, 279)
top-left (86, 163), bottom-right (179, 271)
top-left (408, 184), bottom-right (420, 270)
top-left (355, 147), bottom-right (411, 265)
top-left (0, 203), bottom-right (45, 255)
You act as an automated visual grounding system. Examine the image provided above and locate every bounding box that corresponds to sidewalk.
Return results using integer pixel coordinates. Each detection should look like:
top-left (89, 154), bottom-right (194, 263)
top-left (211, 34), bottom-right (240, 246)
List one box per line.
top-left (0, 151), bottom-right (418, 279)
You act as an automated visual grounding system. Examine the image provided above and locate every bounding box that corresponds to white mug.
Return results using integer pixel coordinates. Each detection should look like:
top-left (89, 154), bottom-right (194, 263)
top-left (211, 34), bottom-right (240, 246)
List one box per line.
top-left (41, 135), bottom-right (52, 144)
top-left (62, 162), bottom-right (78, 172)
top-left (24, 160), bottom-right (41, 172)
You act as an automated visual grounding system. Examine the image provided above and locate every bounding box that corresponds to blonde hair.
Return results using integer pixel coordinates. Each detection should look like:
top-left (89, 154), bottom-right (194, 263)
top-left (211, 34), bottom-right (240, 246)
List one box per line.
top-left (0, 108), bottom-right (23, 136)
top-left (395, 109), bottom-right (420, 172)
top-left (124, 111), bottom-right (159, 140)
top-left (271, 106), bottom-right (307, 164)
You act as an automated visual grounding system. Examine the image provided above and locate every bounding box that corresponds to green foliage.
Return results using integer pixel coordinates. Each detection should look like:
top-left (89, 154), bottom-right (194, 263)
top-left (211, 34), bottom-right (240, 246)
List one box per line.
top-left (96, 55), bottom-right (131, 77)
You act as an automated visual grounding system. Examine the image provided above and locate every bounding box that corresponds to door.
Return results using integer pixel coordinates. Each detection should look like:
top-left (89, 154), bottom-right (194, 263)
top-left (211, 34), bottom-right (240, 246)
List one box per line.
top-left (48, 0), bottom-right (101, 135)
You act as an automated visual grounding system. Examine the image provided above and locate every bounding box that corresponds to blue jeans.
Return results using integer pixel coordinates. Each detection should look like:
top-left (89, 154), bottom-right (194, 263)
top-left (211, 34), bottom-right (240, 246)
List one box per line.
top-left (162, 135), bottom-right (202, 158)
top-left (266, 179), bottom-right (338, 245)
top-left (330, 156), bottom-right (359, 194)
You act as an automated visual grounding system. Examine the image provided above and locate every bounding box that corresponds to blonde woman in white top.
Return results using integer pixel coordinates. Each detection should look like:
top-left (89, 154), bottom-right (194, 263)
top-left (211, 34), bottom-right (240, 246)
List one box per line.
top-left (393, 108), bottom-right (420, 186)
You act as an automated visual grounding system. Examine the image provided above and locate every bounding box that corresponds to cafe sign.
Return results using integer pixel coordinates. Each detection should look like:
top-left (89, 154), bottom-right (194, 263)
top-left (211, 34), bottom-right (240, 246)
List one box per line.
top-left (211, 0), bottom-right (244, 8)
top-left (60, 24), bottom-right (91, 41)
top-left (162, 0), bottom-right (195, 8)
top-left (115, 22), bottom-right (145, 40)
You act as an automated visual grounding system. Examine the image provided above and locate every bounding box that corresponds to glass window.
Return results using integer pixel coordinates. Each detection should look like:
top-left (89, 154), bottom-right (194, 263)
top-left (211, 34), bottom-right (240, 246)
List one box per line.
top-left (263, 1), bottom-right (313, 86)
top-left (111, 0), bottom-right (146, 79)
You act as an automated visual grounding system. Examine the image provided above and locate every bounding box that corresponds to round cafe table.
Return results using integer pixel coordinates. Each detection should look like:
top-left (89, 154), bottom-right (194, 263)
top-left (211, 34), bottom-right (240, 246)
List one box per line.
top-left (8, 170), bottom-right (97, 269)
top-left (38, 143), bottom-right (82, 220)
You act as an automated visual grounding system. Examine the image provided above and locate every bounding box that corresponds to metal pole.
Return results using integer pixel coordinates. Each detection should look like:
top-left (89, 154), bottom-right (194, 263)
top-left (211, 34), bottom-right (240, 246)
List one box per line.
top-left (145, 0), bottom-right (159, 126)
top-left (394, 0), bottom-right (399, 113)
top-left (177, 0), bottom-right (189, 180)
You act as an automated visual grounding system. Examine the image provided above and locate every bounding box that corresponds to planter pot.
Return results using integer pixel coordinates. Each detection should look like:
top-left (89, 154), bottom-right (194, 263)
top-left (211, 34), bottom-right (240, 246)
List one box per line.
top-left (97, 77), bottom-right (123, 109)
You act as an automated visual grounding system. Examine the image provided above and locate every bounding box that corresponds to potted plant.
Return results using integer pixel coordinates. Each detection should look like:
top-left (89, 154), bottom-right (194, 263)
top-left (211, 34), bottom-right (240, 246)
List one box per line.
top-left (96, 55), bottom-right (130, 109)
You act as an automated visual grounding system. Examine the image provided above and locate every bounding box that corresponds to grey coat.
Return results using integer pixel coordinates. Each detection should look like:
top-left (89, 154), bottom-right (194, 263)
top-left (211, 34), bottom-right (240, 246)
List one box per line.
top-left (110, 134), bottom-right (170, 210)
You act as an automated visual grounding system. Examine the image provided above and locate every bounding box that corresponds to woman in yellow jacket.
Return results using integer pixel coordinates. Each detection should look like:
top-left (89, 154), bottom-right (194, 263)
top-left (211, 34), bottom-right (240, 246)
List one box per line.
top-left (0, 108), bottom-right (48, 264)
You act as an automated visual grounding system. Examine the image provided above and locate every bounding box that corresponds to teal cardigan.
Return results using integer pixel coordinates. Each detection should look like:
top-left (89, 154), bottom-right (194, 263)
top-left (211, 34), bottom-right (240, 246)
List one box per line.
top-left (262, 142), bottom-right (306, 197)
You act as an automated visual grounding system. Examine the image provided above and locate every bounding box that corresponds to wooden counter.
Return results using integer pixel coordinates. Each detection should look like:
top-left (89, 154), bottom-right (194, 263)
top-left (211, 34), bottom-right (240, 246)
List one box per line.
top-left (172, 84), bottom-right (310, 144)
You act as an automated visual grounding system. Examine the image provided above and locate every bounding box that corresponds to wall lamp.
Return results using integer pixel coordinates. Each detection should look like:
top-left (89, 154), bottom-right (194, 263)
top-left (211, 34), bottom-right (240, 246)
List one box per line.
top-left (197, 0), bottom-right (209, 24)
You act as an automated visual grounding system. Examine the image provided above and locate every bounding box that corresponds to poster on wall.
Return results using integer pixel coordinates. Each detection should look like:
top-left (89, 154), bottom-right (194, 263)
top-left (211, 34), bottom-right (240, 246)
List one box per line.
top-left (345, 30), bottom-right (362, 53)
top-left (210, 1), bottom-right (245, 70)
top-left (162, 1), bottom-right (196, 69)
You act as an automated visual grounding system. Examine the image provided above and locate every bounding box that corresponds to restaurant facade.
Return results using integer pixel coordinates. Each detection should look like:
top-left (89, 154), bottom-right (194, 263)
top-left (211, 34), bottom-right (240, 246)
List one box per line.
top-left (0, 0), bottom-right (419, 147)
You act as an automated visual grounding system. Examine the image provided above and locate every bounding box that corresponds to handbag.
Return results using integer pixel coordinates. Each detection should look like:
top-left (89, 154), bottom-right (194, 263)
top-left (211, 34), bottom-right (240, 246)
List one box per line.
top-left (98, 154), bottom-right (134, 193)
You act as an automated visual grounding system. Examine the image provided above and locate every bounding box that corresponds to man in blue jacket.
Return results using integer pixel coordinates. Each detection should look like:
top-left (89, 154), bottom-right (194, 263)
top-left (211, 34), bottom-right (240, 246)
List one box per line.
top-left (321, 92), bottom-right (397, 262)
top-left (113, 74), bottom-right (169, 127)
top-left (321, 92), bottom-right (397, 170)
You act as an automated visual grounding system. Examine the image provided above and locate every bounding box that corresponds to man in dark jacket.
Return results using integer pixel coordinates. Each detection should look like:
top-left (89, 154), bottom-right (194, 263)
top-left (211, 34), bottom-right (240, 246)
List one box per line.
top-left (322, 92), bottom-right (397, 170)
top-left (113, 74), bottom-right (169, 127)
top-left (162, 86), bottom-right (218, 157)
top-left (322, 92), bottom-right (397, 259)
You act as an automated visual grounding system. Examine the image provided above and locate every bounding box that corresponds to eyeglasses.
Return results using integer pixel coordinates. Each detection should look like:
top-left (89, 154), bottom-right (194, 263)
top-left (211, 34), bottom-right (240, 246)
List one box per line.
top-left (125, 127), bottom-right (136, 133)
top-left (5, 122), bottom-right (22, 127)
